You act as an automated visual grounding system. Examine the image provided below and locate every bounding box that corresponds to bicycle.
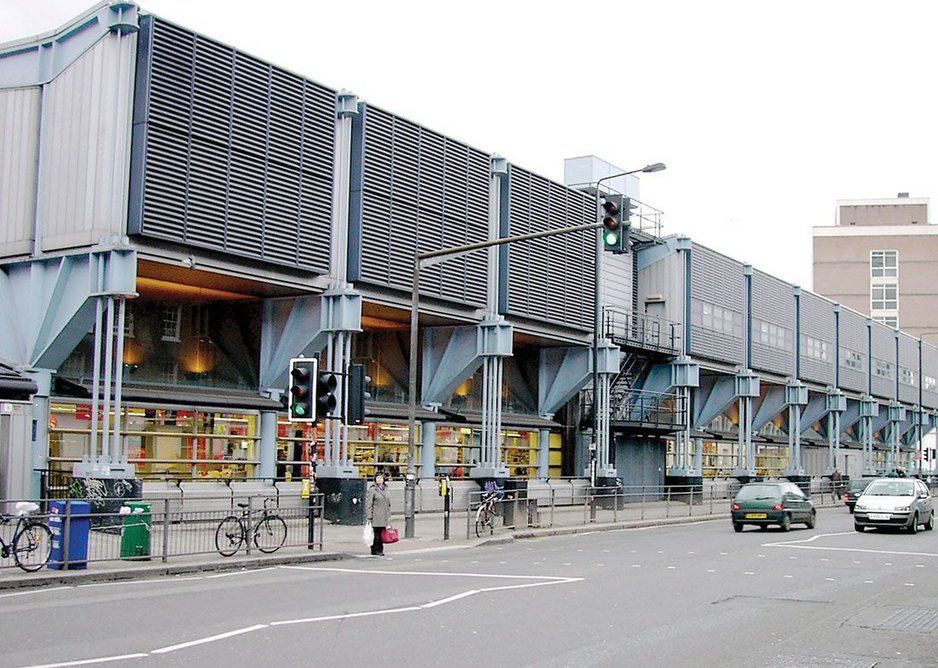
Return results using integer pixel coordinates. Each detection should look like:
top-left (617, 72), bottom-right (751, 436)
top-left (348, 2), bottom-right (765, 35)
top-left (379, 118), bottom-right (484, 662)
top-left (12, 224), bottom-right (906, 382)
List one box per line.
top-left (0, 502), bottom-right (52, 572)
top-left (474, 492), bottom-right (499, 537)
top-left (215, 498), bottom-right (287, 557)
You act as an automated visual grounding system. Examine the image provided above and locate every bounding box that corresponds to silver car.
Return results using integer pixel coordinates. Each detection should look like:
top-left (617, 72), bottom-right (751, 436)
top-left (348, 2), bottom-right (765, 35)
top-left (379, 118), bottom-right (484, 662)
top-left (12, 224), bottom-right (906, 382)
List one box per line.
top-left (854, 478), bottom-right (935, 533)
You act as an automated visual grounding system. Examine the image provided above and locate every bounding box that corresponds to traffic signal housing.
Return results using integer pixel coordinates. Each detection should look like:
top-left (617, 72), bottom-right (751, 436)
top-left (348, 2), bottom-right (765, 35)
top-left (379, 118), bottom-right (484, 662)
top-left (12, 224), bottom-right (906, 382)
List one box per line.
top-left (601, 193), bottom-right (630, 254)
top-left (346, 363), bottom-right (371, 425)
top-left (316, 370), bottom-right (341, 420)
top-left (288, 357), bottom-right (318, 422)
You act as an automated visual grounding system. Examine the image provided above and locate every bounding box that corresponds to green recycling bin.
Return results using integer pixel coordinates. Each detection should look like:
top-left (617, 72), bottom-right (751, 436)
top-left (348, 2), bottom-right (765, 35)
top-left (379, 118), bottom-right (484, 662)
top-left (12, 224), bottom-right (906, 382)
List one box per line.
top-left (120, 502), bottom-right (151, 560)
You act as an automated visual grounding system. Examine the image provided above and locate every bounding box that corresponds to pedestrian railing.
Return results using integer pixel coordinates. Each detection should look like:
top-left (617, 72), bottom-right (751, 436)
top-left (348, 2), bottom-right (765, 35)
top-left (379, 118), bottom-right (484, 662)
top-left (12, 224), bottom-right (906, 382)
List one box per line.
top-left (0, 492), bottom-right (324, 572)
top-left (465, 481), bottom-right (852, 539)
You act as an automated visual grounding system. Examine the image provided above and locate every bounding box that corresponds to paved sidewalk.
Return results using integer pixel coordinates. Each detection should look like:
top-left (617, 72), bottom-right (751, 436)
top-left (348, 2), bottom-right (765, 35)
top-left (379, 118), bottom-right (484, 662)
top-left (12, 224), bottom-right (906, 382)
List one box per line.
top-left (0, 506), bottom-right (727, 590)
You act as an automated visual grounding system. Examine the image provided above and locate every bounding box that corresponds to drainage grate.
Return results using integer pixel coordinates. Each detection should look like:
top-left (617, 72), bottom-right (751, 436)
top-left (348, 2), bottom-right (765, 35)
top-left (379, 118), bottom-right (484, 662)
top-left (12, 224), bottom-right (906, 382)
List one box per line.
top-left (878, 607), bottom-right (938, 632)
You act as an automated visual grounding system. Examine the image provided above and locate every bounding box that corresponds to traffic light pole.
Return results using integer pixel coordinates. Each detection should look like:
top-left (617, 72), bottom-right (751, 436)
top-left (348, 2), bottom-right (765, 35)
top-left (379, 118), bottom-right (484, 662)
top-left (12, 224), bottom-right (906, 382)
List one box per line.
top-left (405, 220), bottom-right (603, 539)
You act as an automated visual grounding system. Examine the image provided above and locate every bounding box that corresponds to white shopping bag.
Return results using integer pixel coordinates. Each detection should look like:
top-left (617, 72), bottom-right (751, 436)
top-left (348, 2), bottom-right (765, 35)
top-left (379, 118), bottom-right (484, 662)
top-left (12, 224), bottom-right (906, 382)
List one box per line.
top-left (362, 522), bottom-right (374, 547)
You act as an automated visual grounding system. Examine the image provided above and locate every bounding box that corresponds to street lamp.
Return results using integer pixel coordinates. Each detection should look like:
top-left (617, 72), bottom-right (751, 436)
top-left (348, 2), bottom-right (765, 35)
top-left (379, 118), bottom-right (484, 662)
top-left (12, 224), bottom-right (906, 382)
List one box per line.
top-left (917, 332), bottom-right (938, 475)
top-left (591, 163), bottom-right (666, 482)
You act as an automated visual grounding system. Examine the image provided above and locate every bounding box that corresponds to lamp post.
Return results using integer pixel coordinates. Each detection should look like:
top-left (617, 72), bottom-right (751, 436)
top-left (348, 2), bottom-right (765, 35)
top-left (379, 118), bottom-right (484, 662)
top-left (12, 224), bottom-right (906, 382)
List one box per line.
top-left (591, 163), bottom-right (666, 479)
top-left (917, 332), bottom-right (938, 475)
top-left (405, 219), bottom-right (609, 538)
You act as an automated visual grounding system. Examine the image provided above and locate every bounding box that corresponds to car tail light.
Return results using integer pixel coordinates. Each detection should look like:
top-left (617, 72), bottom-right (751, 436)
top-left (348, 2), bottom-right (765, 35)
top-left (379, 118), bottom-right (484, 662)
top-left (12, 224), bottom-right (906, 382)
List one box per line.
top-left (773, 504), bottom-right (784, 511)
top-left (731, 503), bottom-right (740, 511)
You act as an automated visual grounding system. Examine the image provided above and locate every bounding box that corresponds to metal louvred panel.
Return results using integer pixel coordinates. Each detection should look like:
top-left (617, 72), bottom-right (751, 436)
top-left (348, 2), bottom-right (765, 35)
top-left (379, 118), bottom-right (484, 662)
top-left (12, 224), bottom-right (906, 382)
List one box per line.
top-left (839, 308), bottom-right (868, 394)
top-left (134, 17), bottom-right (333, 273)
top-left (898, 333), bottom-right (919, 404)
top-left (750, 269), bottom-right (795, 375)
top-left (504, 166), bottom-right (594, 331)
top-left (689, 244), bottom-right (746, 364)
top-left (799, 291), bottom-right (835, 386)
top-left (358, 105), bottom-right (488, 308)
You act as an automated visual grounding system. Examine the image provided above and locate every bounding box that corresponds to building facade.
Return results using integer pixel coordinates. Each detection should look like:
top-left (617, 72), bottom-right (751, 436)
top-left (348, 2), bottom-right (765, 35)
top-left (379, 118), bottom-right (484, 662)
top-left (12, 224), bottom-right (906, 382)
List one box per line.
top-left (2, 3), bottom-right (938, 503)
top-left (814, 194), bottom-right (938, 337)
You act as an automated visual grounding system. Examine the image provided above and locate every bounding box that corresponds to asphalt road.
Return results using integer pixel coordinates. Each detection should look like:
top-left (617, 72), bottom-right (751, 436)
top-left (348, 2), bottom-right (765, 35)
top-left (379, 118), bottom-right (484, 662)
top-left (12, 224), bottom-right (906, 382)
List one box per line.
top-left (3, 506), bottom-right (937, 668)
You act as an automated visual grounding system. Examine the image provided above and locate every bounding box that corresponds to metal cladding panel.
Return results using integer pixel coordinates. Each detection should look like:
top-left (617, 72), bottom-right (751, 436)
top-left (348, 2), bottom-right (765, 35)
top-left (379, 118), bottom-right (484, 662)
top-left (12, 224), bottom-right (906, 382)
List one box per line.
top-left (689, 243), bottom-right (745, 364)
top-left (131, 17), bottom-right (333, 272)
top-left (799, 290), bottom-right (835, 385)
top-left (37, 35), bottom-right (136, 251)
top-left (0, 87), bottom-right (39, 255)
top-left (504, 166), bottom-right (594, 331)
top-left (750, 269), bottom-right (795, 376)
top-left (870, 320), bottom-right (895, 400)
top-left (924, 344), bottom-right (938, 409)
top-left (602, 252), bottom-right (633, 313)
top-left (358, 105), bottom-right (489, 307)
top-left (838, 307), bottom-right (868, 394)
top-left (898, 332), bottom-right (919, 405)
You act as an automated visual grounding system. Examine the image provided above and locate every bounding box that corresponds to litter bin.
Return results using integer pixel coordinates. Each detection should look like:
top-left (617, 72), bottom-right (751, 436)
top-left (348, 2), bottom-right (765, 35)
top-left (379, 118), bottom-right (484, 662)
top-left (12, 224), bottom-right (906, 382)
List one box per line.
top-left (48, 500), bottom-right (90, 570)
top-left (120, 502), bottom-right (151, 560)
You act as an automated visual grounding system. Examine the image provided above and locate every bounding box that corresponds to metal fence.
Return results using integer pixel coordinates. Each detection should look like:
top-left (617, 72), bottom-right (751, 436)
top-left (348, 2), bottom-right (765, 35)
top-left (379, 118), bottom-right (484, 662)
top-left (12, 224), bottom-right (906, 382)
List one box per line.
top-left (464, 480), bottom-right (857, 539)
top-left (0, 492), bottom-right (323, 572)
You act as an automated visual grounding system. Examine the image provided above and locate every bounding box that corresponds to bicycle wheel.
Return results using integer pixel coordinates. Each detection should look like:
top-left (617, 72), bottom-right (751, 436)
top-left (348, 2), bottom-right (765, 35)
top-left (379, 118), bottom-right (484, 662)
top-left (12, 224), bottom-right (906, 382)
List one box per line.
top-left (13, 521), bottom-right (52, 573)
top-left (215, 516), bottom-right (245, 557)
top-left (475, 505), bottom-right (493, 538)
top-left (254, 514), bottom-right (287, 553)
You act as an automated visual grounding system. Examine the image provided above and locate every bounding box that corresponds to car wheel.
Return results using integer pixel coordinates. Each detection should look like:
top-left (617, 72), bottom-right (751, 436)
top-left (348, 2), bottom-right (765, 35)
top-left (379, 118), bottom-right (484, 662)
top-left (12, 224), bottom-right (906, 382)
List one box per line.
top-left (733, 522), bottom-right (743, 533)
top-left (805, 510), bottom-right (816, 529)
top-left (925, 512), bottom-right (935, 531)
top-left (780, 514), bottom-right (791, 532)
top-left (909, 513), bottom-right (919, 535)
top-left (854, 523), bottom-right (864, 532)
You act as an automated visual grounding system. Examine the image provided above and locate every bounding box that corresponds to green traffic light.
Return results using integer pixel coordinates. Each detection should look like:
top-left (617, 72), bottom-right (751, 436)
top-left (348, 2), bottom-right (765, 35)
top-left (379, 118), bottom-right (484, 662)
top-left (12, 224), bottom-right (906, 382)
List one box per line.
top-left (604, 230), bottom-right (619, 246)
top-left (292, 404), bottom-right (307, 417)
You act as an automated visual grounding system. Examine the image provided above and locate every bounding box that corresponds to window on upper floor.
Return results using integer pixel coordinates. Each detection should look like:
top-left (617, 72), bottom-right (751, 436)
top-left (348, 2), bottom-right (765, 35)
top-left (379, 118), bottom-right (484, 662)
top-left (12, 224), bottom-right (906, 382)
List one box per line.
top-left (871, 283), bottom-right (898, 311)
top-left (803, 336), bottom-right (829, 362)
top-left (870, 250), bottom-right (898, 278)
top-left (841, 348), bottom-right (864, 371)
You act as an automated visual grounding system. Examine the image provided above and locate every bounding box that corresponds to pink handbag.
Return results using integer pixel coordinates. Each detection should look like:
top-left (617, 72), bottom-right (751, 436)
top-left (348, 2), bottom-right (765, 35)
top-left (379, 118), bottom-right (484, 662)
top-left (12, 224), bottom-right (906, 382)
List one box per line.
top-left (381, 526), bottom-right (399, 544)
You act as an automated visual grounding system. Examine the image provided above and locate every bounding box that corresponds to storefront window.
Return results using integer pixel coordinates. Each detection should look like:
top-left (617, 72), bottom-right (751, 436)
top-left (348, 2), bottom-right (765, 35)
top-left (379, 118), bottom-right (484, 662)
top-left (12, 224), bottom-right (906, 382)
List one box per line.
top-left (48, 401), bottom-right (260, 480)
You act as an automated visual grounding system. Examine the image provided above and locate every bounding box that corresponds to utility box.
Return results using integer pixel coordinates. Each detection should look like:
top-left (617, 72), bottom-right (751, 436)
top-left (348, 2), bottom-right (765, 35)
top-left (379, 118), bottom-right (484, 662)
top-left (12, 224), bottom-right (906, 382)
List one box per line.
top-left (48, 500), bottom-right (90, 570)
top-left (120, 502), bottom-right (151, 559)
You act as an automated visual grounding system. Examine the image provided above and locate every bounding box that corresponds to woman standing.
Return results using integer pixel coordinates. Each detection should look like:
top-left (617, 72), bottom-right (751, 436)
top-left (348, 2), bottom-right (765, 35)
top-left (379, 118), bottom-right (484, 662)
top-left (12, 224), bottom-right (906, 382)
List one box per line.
top-left (365, 472), bottom-right (391, 556)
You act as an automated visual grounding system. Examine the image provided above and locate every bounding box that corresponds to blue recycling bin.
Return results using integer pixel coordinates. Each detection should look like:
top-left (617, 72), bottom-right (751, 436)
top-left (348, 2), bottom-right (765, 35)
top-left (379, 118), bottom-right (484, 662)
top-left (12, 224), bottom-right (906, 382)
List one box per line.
top-left (48, 500), bottom-right (91, 570)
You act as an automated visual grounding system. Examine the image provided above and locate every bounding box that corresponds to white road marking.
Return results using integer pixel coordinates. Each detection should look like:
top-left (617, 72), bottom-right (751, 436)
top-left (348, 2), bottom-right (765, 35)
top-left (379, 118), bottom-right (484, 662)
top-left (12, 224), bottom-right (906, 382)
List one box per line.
top-left (21, 653), bottom-right (148, 667)
top-left (764, 533), bottom-right (938, 558)
top-left (152, 624), bottom-right (268, 653)
top-left (12, 565), bottom-right (583, 666)
top-left (0, 586), bottom-right (70, 599)
top-left (205, 567), bottom-right (277, 579)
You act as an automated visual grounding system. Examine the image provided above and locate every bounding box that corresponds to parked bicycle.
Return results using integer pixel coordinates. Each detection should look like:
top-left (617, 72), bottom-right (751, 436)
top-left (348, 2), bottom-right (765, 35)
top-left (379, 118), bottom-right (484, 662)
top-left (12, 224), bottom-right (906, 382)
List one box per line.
top-left (215, 498), bottom-right (287, 557)
top-left (0, 502), bottom-right (52, 572)
top-left (474, 491), bottom-right (500, 538)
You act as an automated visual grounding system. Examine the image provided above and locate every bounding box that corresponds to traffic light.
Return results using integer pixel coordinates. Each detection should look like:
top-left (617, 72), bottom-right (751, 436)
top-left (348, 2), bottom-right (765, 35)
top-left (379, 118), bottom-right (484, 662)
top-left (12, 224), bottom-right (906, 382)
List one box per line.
top-left (288, 357), bottom-right (318, 422)
top-left (600, 193), bottom-right (630, 254)
top-left (346, 363), bottom-right (372, 425)
top-left (316, 370), bottom-right (341, 420)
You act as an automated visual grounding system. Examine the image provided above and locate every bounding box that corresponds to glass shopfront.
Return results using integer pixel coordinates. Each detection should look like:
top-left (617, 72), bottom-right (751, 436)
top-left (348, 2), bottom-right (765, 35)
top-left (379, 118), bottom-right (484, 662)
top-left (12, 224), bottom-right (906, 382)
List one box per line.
top-left (48, 401), bottom-right (260, 479)
top-left (48, 402), bottom-right (549, 481)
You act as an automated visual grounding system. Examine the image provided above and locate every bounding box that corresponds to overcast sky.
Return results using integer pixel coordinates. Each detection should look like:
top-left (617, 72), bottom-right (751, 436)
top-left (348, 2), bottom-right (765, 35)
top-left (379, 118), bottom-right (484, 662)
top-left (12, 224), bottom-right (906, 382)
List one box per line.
top-left (3, 1), bottom-right (937, 291)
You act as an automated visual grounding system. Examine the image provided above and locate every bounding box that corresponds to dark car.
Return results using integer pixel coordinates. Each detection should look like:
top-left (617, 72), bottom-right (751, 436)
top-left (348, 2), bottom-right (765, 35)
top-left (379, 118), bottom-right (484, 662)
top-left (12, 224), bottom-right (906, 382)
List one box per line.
top-left (854, 477), bottom-right (935, 533)
top-left (731, 481), bottom-right (816, 532)
top-left (842, 478), bottom-right (875, 513)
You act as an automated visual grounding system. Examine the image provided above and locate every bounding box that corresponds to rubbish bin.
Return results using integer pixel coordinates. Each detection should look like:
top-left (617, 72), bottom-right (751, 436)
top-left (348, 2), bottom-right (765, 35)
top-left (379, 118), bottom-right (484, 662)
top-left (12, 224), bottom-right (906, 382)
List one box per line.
top-left (48, 500), bottom-right (91, 570)
top-left (120, 502), bottom-right (151, 560)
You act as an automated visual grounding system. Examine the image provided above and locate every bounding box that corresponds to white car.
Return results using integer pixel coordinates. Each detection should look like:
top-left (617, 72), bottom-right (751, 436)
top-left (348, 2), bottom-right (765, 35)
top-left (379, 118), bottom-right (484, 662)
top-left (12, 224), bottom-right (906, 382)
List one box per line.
top-left (854, 478), bottom-right (935, 534)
